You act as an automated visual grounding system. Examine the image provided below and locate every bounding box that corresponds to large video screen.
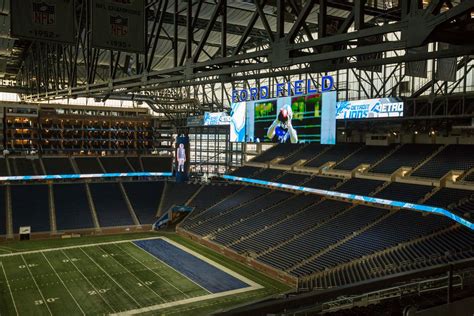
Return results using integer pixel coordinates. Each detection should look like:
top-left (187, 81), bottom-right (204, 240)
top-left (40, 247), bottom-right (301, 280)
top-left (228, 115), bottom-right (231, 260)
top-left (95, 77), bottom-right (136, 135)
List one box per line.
top-left (230, 91), bottom-right (336, 144)
top-left (336, 98), bottom-right (403, 119)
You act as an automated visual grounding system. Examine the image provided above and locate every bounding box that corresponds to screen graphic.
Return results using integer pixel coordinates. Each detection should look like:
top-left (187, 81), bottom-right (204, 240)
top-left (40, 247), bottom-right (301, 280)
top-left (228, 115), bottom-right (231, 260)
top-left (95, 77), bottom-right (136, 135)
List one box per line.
top-left (336, 98), bottom-right (404, 119)
top-left (175, 136), bottom-right (190, 182)
top-left (230, 92), bottom-right (336, 144)
top-left (229, 102), bottom-right (246, 142)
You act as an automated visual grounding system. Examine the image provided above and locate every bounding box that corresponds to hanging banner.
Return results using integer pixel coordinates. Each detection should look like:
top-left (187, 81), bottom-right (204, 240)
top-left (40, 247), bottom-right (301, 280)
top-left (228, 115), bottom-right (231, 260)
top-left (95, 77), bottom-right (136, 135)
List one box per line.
top-left (11, 0), bottom-right (75, 43)
top-left (336, 98), bottom-right (404, 120)
top-left (203, 112), bottom-right (231, 126)
top-left (91, 0), bottom-right (145, 53)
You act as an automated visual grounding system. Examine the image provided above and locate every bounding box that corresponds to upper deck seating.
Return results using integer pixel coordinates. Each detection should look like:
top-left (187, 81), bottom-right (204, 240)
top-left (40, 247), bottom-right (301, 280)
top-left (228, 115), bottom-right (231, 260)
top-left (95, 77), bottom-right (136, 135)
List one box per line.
top-left (374, 182), bottom-right (434, 203)
top-left (370, 144), bottom-right (441, 174)
top-left (42, 157), bottom-right (75, 174)
top-left (75, 157), bottom-right (103, 173)
top-left (277, 172), bottom-right (312, 185)
top-left (141, 156), bottom-right (172, 172)
top-left (11, 158), bottom-right (36, 175)
top-left (304, 176), bottom-right (342, 190)
top-left (278, 144), bottom-right (328, 165)
top-left (304, 144), bottom-right (363, 168)
top-left (100, 157), bottom-right (133, 173)
top-left (333, 145), bottom-right (396, 171)
top-left (336, 178), bottom-right (385, 196)
top-left (126, 156), bottom-right (142, 171)
top-left (411, 145), bottom-right (474, 178)
top-left (229, 166), bottom-right (261, 178)
top-left (252, 144), bottom-right (303, 163)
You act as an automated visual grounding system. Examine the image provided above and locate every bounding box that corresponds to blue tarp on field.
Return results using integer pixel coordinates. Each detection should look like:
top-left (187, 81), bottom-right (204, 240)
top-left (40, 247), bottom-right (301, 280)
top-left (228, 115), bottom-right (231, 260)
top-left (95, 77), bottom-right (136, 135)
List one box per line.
top-left (134, 239), bottom-right (249, 293)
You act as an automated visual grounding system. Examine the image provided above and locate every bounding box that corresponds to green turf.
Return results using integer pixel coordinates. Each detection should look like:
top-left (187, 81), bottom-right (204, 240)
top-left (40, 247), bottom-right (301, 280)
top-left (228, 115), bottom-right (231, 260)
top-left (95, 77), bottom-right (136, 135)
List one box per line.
top-left (0, 232), bottom-right (292, 315)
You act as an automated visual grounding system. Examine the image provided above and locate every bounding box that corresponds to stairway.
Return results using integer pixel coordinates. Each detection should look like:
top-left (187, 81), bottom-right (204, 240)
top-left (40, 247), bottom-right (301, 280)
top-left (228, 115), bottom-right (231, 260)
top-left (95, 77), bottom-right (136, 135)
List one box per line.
top-left (184, 185), bottom-right (247, 224)
top-left (288, 209), bottom-right (396, 273)
top-left (302, 223), bottom-right (458, 287)
top-left (368, 144), bottom-right (402, 172)
top-left (227, 196), bottom-right (322, 248)
top-left (118, 182), bottom-right (141, 226)
top-left (84, 183), bottom-right (101, 232)
top-left (207, 194), bottom-right (294, 239)
top-left (48, 184), bottom-right (57, 233)
top-left (5, 185), bottom-right (13, 238)
top-left (184, 189), bottom-right (273, 231)
top-left (257, 201), bottom-right (354, 257)
top-left (409, 144), bottom-right (446, 176)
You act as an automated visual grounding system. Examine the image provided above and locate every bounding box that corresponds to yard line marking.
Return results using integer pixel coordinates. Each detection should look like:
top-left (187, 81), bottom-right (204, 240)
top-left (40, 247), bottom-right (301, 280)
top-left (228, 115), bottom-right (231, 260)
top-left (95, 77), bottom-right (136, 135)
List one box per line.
top-left (78, 247), bottom-right (142, 308)
top-left (41, 251), bottom-right (86, 316)
top-left (113, 243), bottom-right (192, 298)
top-left (60, 249), bottom-right (116, 313)
top-left (130, 242), bottom-right (212, 295)
top-left (0, 262), bottom-right (19, 316)
top-left (0, 236), bottom-right (165, 257)
top-left (20, 254), bottom-right (53, 316)
top-left (110, 286), bottom-right (261, 316)
top-left (97, 244), bottom-right (167, 303)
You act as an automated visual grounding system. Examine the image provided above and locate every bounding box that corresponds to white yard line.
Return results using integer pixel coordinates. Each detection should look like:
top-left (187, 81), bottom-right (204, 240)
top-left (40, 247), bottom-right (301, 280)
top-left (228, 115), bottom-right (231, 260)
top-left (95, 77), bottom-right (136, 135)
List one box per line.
top-left (112, 243), bottom-right (191, 298)
top-left (0, 262), bottom-right (19, 316)
top-left (20, 254), bottom-right (53, 316)
top-left (60, 249), bottom-right (116, 313)
top-left (110, 286), bottom-right (261, 316)
top-left (0, 236), bottom-right (163, 258)
top-left (40, 251), bottom-right (86, 316)
top-left (1, 236), bottom-right (264, 316)
top-left (78, 247), bottom-right (142, 308)
top-left (96, 244), bottom-right (167, 303)
top-left (130, 242), bottom-right (212, 295)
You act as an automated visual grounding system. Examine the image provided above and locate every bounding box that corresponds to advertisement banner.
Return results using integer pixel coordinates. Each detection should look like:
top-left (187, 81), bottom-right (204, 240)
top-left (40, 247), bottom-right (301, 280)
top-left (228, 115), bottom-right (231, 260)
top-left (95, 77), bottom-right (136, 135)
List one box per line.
top-left (336, 98), bottom-right (404, 120)
top-left (203, 112), bottom-right (231, 126)
top-left (91, 0), bottom-right (145, 53)
top-left (11, 0), bottom-right (75, 43)
top-left (187, 115), bottom-right (204, 127)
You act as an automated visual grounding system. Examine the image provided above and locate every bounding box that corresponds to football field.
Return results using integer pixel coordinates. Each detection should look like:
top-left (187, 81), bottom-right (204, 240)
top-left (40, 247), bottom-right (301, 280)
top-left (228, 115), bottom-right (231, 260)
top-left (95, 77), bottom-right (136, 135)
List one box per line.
top-left (0, 237), bottom-right (263, 315)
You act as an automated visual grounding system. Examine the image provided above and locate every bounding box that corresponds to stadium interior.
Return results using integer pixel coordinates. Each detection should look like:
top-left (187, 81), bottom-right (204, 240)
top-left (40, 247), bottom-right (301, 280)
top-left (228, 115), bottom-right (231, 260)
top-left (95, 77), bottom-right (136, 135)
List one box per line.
top-left (0, 0), bottom-right (474, 315)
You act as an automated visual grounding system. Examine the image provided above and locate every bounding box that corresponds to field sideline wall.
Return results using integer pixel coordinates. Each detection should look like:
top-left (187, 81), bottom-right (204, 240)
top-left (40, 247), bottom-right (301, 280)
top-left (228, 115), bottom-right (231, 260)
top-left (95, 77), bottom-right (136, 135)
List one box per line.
top-left (1, 224), bottom-right (153, 241)
top-left (176, 227), bottom-right (298, 287)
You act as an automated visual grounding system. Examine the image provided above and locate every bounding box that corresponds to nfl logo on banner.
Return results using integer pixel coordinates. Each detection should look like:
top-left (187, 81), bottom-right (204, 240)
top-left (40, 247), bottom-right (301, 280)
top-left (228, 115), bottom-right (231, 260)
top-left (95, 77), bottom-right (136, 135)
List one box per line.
top-left (110, 16), bottom-right (128, 37)
top-left (32, 2), bottom-right (55, 25)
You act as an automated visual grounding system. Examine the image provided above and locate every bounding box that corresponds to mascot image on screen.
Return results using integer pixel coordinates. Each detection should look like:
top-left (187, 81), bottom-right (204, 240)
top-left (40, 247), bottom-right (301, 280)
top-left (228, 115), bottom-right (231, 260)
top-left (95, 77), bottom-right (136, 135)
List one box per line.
top-left (267, 104), bottom-right (298, 143)
top-left (177, 143), bottom-right (186, 172)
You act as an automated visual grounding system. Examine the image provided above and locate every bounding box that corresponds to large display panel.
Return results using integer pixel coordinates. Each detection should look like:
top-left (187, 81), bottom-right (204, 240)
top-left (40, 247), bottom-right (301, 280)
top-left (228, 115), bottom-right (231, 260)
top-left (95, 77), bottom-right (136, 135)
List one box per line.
top-left (336, 98), bottom-right (404, 119)
top-left (230, 91), bottom-right (336, 144)
top-left (175, 135), bottom-right (190, 183)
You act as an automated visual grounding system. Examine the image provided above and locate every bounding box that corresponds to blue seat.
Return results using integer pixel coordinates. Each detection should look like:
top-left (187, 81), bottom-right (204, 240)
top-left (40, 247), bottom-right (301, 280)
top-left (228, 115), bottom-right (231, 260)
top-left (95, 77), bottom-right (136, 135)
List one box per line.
top-left (54, 184), bottom-right (94, 230)
top-left (123, 181), bottom-right (165, 224)
top-left (11, 184), bottom-right (50, 233)
top-left (89, 183), bottom-right (134, 227)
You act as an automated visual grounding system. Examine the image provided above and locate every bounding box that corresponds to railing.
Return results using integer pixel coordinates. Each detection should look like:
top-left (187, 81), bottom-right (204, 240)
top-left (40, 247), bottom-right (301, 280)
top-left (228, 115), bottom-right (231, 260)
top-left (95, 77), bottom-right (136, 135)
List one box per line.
top-left (321, 274), bottom-right (464, 312)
